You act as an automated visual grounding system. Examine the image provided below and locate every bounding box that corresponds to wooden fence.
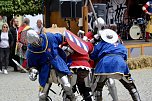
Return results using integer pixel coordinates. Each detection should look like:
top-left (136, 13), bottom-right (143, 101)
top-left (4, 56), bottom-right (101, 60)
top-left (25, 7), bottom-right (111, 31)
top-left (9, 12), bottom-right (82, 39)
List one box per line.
top-left (125, 43), bottom-right (152, 58)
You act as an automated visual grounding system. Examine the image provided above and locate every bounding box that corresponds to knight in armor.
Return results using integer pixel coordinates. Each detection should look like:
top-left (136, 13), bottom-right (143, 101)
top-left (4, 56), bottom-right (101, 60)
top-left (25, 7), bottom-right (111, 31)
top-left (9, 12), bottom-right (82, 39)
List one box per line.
top-left (26, 29), bottom-right (75, 101)
top-left (62, 30), bottom-right (94, 101)
top-left (90, 29), bottom-right (141, 101)
top-left (142, 1), bottom-right (152, 42)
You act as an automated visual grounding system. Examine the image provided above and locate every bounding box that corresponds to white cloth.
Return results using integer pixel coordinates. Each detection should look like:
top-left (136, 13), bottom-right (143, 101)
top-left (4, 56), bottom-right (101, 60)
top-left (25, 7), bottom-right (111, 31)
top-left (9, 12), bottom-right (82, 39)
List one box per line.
top-left (0, 32), bottom-right (9, 48)
top-left (33, 26), bottom-right (43, 34)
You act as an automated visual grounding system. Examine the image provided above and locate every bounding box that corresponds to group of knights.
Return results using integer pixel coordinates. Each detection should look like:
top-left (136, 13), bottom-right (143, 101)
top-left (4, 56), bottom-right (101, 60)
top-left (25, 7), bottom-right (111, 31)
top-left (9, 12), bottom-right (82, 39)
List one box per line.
top-left (25, 17), bottom-right (141, 101)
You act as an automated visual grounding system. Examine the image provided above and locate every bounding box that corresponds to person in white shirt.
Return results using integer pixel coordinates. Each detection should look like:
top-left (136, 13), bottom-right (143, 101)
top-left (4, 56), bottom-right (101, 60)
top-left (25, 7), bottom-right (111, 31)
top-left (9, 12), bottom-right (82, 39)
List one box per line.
top-left (0, 23), bottom-right (13, 74)
top-left (33, 19), bottom-right (43, 34)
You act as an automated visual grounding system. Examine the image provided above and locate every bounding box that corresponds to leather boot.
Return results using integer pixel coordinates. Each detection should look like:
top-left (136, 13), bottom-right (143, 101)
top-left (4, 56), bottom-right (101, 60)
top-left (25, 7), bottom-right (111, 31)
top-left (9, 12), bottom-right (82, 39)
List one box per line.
top-left (77, 81), bottom-right (93, 101)
top-left (64, 93), bottom-right (76, 101)
top-left (94, 80), bottom-right (107, 101)
top-left (129, 88), bottom-right (141, 101)
top-left (95, 91), bottom-right (103, 101)
top-left (120, 79), bottom-right (141, 101)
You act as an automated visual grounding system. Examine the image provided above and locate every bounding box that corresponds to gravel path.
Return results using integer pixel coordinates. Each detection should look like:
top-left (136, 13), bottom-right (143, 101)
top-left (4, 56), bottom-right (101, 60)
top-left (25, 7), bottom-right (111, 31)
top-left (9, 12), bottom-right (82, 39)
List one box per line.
top-left (0, 68), bottom-right (152, 101)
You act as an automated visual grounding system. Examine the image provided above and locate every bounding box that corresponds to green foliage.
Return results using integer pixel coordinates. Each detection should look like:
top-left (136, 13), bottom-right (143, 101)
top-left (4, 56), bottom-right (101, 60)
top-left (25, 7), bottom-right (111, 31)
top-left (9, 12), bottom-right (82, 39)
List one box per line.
top-left (0, 0), bottom-right (43, 15)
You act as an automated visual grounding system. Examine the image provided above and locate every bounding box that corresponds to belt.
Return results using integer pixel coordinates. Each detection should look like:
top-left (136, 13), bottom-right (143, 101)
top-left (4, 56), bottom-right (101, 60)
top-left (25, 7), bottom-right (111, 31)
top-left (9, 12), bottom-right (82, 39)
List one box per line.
top-left (72, 59), bottom-right (89, 62)
top-left (105, 54), bottom-right (123, 59)
top-left (106, 54), bottom-right (119, 56)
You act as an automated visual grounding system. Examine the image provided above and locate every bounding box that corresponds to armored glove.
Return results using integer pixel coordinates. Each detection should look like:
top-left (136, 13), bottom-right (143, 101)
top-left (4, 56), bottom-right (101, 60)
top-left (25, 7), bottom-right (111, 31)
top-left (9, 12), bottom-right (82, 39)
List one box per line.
top-left (90, 34), bottom-right (101, 44)
top-left (29, 68), bottom-right (38, 81)
top-left (62, 46), bottom-right (74, 54)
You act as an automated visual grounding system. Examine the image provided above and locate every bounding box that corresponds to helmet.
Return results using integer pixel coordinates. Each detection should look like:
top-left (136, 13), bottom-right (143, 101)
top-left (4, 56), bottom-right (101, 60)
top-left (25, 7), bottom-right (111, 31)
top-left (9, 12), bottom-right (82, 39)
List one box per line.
top-left (27, 30), bottom-right (39, 44)
top-left (93, 17), bottom-right (105, 29)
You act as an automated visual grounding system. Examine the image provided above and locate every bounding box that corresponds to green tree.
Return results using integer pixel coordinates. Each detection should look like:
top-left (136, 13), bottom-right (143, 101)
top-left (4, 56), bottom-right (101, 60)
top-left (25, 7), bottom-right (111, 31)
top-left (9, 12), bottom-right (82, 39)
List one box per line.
top-left (0, 0), bottom-right (43, 15)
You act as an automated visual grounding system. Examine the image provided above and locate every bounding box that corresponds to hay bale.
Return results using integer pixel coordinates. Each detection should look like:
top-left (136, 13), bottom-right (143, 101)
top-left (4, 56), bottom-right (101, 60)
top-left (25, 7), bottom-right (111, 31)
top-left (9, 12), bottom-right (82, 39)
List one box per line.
top-left (127, 56), bottom-right (152, 70)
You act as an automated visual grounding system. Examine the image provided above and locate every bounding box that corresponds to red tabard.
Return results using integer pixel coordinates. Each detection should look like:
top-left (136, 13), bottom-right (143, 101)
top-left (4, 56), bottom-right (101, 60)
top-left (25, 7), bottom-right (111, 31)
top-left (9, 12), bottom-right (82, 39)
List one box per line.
top-left (69, 41), bottom-right (94, 68)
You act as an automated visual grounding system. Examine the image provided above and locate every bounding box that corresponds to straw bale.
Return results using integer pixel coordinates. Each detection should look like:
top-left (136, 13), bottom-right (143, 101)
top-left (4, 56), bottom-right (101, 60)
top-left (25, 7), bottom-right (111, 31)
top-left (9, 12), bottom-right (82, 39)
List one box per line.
top-left (127, 56), bottom-right (152, 70)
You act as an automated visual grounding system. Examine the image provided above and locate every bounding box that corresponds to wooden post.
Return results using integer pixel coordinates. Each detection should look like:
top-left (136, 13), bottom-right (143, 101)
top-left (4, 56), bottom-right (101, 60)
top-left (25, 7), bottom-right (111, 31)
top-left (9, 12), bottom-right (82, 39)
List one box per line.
top-left (83, 6), bottom-right (88, 34)
top-left (141, 45), bottom-right (144, 56)
top-left (45, 0), bottom-right (51, 28)
top-left (128, 48), bottom-right (131, 58)
top-left (43, 0), bottom-right (46, 27)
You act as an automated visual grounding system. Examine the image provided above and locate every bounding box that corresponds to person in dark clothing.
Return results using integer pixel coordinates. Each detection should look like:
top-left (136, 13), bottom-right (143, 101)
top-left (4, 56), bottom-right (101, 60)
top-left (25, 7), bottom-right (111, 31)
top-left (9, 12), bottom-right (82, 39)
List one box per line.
top-left (9, 18), bottom-right (20, 71)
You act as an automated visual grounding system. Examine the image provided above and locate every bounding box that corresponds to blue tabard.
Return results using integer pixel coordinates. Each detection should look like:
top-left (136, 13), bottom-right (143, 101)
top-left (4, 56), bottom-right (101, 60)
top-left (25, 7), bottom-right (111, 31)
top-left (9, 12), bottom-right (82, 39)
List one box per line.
top-left (26, 33), bottom-right (71, 87)
top-left (90, 41), bottom-right (129, 75)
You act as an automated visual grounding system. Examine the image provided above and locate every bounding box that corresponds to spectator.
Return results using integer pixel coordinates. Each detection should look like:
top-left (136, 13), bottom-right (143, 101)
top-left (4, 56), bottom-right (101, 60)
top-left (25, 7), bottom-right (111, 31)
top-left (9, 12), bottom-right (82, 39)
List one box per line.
top-left (33, 19), bottom-right (43, 34)
top-left (18, 18), bottom-right (30, 41)
top-left (0, 15), bottom-right (6, 33)
top-left (0, 23), bottom-right (14, 74)
top-left (9, 18), bottom-right (20, 71)
top-left (17, 18), bottom-right (30, 72)
top-left (142, 1), bottom-right (152, 42)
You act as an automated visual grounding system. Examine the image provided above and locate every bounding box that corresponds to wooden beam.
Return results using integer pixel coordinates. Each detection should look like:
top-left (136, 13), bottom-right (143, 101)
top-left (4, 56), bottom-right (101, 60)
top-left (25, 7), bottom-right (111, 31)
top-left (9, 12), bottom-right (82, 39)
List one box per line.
top-left (128, 48), bottom-right (131, 58)
top-left (125, 43), bottom-right (152, 58)
top-left (141, 45), bottom-right (144, 56)
top-left (83, 6), bottom-right (88, 34)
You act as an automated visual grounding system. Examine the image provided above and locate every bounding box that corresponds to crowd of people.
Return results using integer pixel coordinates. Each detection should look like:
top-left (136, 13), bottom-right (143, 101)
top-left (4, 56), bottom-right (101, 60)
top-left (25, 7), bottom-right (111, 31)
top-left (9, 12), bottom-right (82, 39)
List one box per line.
top-left (0, 15), bottom-right (43, 74)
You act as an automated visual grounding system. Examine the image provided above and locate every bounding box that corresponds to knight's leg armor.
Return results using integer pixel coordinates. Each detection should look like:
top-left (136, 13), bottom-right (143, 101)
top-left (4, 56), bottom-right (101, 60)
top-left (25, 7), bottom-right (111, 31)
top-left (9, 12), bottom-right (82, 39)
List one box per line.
top-left (94, 82), bottom-right (104, 101)
top-left (94, 78), bottom-right (107, 101)
top-left (60, 75), bottom-right (76, 101)
top-left (56, 70), bottom-right (76, 101)
top-left (39, 83), bottom-right (52, 101)
top-left (106, 78), bottom-right (118, 101)
top-left (119, 74), bottom-right (141, 101)
top-left (77, 69), bottom-right (93, 101)
top-left (77, 80), bottom-right (93, 101)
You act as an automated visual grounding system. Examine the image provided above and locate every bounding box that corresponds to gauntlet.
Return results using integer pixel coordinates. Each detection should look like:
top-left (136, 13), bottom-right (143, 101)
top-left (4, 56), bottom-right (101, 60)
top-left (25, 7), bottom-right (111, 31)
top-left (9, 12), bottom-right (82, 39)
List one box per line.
top-left (29, 68), bottom-right (38, 81)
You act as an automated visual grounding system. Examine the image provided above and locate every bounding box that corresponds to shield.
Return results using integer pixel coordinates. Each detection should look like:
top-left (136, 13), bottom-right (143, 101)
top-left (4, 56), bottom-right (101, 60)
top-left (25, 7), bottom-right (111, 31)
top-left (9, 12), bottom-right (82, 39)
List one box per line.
top-left (65, 30), bottom-right (89, 55)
